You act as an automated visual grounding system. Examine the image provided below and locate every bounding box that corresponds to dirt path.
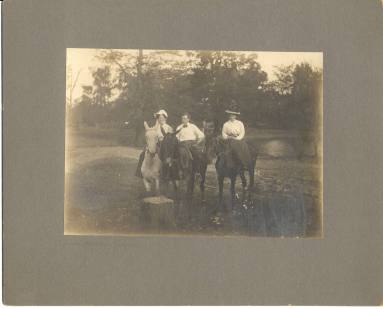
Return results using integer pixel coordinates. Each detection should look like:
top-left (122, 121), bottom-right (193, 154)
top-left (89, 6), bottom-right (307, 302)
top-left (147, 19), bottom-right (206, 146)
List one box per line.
top-left (66, 146), bottom-right (219, 174)
top-left (66, 146), bottom-right (142, 173)
top-left (65, 145), bottom-right (321, 237)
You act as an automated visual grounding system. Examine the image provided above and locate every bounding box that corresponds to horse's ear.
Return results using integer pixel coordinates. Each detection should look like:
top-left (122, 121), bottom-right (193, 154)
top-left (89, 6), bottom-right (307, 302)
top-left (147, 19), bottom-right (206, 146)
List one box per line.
top-left (144, 121), bottom-right (150, 131)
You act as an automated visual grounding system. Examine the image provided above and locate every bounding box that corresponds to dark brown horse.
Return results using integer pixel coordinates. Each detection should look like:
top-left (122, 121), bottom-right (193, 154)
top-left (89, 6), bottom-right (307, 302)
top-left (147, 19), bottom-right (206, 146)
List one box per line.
top-left (214, 137), bottom-right (258, 210)
top-left (159, 127), bottom-right (213, 201)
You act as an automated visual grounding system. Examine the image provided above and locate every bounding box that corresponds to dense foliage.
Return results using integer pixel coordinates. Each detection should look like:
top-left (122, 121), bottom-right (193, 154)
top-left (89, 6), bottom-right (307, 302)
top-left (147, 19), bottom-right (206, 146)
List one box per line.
top-left (67, 50), bottom-right (322, 142)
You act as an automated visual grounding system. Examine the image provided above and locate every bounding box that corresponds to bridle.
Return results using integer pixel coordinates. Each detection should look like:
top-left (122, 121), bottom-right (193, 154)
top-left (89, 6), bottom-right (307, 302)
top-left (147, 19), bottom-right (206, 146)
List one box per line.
top-left (159, 133), bottom-right (179, 167)
top-left (145, 138), bottom-right (160, 157)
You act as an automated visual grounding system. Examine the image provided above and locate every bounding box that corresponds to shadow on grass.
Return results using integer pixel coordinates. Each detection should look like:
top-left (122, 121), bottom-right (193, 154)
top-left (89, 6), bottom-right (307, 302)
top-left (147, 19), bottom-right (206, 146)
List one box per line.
top-left (65, 156), bottom-right (321, 237)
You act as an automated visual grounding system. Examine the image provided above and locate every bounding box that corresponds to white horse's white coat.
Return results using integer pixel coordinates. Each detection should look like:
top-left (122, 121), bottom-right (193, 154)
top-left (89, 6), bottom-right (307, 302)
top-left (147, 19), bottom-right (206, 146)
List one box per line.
top-left (141, 123), bottom-right (162, 194)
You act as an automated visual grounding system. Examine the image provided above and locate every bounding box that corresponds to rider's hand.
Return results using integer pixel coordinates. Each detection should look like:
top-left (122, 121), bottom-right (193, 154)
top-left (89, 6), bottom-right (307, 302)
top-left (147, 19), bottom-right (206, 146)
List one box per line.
top-left (196, 137), bottom-right (205, 145)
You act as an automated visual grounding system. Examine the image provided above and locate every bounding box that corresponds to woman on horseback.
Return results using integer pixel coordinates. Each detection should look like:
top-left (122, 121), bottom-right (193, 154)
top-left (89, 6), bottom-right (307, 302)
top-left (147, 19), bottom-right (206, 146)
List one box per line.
top-left (221, 102), bottom-right (252, 173)
top-left (135, 109), bottom-right (173, 177)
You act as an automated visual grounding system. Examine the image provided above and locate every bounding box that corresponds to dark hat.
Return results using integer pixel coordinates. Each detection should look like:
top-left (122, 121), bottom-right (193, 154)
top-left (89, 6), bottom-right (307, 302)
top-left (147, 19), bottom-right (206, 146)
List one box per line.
top-left (225, 100), bottom-right (240, 115)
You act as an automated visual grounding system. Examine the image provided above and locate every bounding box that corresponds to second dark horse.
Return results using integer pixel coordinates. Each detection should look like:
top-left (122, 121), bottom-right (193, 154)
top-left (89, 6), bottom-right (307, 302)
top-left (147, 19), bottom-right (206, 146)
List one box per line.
top-left (159, 127), bottom-right (213, 201)
top-left (214, 137), bottom-right (258, 210)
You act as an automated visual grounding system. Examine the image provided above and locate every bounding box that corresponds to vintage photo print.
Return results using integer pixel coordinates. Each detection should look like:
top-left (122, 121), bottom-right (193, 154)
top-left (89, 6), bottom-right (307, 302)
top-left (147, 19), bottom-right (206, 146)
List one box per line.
top-left (65, 49), bottom-right (323, 237)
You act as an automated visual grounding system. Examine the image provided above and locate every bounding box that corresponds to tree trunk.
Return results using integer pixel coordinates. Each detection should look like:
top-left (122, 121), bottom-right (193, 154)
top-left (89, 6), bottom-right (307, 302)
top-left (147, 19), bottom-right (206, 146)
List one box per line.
top-left (141, 196), bottom-right (175, 229)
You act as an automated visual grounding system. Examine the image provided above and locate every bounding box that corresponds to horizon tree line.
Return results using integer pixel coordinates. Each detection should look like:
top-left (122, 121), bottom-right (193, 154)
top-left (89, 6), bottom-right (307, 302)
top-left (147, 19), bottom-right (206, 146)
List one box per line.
top-left (66, 49), bottom-right (322, 145)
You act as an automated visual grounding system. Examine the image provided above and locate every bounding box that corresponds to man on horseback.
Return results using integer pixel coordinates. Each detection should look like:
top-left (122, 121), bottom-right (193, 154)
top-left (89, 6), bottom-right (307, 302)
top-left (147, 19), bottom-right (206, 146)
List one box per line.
top-left (175, 113), bottom-right (205, 171)
top-left (135, 109), bottom-right (173, 177)
top-left (221, 101), bottom-right (252, 177)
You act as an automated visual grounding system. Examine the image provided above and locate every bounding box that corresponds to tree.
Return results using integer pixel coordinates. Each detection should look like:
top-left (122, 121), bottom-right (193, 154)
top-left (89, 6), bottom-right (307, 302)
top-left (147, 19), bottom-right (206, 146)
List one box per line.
top-left (70, 85), bottom-right (93, 126)
top-left (188, 51), bottom-right (267, 130)
top-left (269, 64), bottom-right (295, 95)
top-left (268, 62), bottom-right (322, 130)
top-left (291, 63), bottom-right (322, 130)
top-left (91, 66), bottom-right (113, 106)
top-left (96, 49), bottom-right (193, 144)
top-left (69, 49), bottom-right (322, 145)
top-left (66, 65), bottom-right (82, 106)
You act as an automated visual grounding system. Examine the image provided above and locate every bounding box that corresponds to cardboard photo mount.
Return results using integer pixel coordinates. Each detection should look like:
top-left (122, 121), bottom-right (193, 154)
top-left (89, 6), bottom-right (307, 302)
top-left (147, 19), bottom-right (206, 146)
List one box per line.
top-left (2, 0), bottom-right (383, 305)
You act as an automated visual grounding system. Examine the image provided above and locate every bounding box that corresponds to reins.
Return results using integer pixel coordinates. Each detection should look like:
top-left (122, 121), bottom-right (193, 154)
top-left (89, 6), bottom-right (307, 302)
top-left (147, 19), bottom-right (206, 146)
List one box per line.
top-left (145, 140), bottom-right (160, 157)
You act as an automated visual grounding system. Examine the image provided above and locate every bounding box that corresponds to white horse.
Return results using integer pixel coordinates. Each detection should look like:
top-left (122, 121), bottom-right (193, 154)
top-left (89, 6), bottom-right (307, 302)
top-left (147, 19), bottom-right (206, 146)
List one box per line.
top-left (141, 122), bottom-right (162, 195)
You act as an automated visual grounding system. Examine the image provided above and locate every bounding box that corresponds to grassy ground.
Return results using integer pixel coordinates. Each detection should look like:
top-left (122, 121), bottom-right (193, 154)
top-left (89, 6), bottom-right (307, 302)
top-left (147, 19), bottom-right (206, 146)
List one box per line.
top-left (65, 126), bottom-right (322, 237)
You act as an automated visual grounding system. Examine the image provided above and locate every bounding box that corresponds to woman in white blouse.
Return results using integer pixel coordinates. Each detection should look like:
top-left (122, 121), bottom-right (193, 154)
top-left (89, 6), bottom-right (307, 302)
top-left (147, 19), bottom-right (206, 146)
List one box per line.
top-left (222, 112), bottom-right (245, 140)
top-left (221, 103), bottom-right (251, 170)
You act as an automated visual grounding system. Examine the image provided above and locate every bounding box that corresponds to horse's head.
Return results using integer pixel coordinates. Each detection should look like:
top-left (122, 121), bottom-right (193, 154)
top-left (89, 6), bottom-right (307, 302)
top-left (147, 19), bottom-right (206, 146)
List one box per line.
top-left (159, 127), bottom-right (179, 166)
top-left (213, 136), bottom-right (228, 156)
top-left (144, 122), bottom-right (159, 155)
top-left (202, 120), bottom-right (218, 161)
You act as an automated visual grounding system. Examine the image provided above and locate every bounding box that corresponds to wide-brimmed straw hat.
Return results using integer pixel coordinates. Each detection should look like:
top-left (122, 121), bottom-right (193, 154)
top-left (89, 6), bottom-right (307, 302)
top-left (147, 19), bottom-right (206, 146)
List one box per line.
top-left (225, 100), bottom-right (240, 115)
top-left (154, 109), bottom-right (168, 118)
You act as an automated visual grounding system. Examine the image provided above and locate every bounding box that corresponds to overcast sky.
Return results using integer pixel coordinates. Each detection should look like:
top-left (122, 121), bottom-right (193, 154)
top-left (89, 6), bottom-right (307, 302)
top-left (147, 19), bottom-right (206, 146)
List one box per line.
top-left (67, 48), bottom-right (322, 101)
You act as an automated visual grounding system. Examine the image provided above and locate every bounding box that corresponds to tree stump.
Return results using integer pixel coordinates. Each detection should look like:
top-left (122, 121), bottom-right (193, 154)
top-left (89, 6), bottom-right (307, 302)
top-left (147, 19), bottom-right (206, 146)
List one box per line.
top-left (141, 195), bottom-right (175, 229)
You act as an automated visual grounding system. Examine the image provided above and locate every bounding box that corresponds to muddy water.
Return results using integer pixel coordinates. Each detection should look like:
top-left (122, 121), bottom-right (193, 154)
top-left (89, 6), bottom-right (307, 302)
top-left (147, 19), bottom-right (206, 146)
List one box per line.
top-left (261, 139), bottom-right (296, 158)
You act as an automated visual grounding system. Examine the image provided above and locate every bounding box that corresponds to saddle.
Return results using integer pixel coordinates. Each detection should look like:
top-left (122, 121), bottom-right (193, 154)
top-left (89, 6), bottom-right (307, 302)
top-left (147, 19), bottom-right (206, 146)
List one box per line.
top-left (219, 148), bottom-right (236, 170)
top-left (221, 139), bottom-right (251, 170)
top-left (178, 143), bottom-right (193, 170)
top-left (178, 141), bottom-right (204, 170)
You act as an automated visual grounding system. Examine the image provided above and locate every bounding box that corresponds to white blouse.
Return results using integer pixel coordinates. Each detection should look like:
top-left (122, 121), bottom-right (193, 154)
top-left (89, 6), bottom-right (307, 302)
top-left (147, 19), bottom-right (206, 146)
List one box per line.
top-left (222, 119), bottom-right (245, 140)
top-left (176, 123), bottom-right (205, 142)
top-left (155, 122), bottom-right (173, 140)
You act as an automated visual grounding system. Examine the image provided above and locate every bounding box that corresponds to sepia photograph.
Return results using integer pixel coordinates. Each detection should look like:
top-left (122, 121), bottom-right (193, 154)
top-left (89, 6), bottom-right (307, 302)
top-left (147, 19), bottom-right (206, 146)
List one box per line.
top-left (5, 0), bottom-right (383, 305)
top-left (65, 48), bottom-right (323, 237)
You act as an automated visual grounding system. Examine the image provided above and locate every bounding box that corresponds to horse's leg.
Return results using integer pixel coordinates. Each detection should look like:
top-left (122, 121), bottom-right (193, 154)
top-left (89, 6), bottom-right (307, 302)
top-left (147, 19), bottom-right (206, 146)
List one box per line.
top-left (200, 165), bottom-right (207, 202)
top-left (189, 172), bottom-right (195, 197)
top-left (172, 179), bottom-right (179, 201)
top-left (154, 178), bottom-right (160, 196)
top-left (167, 177), bottom-right (179, 220)
top-left (239, 169), bottom-right (247, 190)
top-left (218, 175), bottom-right (224, 211)
top-left (238, 169), bottom-right (248, 203)
top-left (164, 179), bottom-right (171, 196)
top-left (143, 178), bottom-right (151, 194)
top-left (183, 172), bottom-right (194, 221)
top-left (248, 162), bottom-right (255, 189)
top-left (230, 175), bottom-right (237, 209)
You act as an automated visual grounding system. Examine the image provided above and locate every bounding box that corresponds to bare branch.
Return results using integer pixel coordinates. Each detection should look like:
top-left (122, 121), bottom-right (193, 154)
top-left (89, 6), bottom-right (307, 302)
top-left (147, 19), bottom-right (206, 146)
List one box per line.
top-left (71, 68), bottom-right (83, 92)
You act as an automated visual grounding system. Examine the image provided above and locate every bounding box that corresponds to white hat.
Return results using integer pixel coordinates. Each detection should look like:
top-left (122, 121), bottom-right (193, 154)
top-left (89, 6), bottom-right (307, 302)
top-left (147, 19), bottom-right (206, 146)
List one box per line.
top-left (154, 109), bottom-right (168, 118)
